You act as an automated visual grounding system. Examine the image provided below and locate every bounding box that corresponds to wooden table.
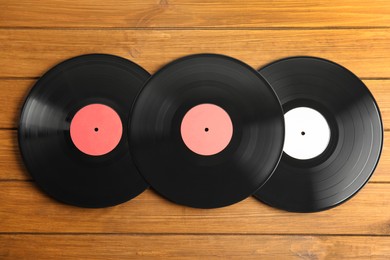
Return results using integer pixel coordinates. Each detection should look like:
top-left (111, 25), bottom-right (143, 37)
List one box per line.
top-left (0, 1), bottom-right (389, 259)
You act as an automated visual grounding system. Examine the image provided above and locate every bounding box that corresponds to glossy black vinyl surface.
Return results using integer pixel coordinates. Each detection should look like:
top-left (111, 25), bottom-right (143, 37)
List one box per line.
top-left (130, 54), bottom-right (284, 208)
top-left (19, 54), bottom-right (150, 208)
top-left (255, 57), bottom-right (383, 212)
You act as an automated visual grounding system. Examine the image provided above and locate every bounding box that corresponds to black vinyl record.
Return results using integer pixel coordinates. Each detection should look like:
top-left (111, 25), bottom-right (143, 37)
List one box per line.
top-left (19, 54), bottom-right (150, 208)
top-left (129, 54), bottom-right (284, 208)
top-left (254, 57), bottom-right (383, 212)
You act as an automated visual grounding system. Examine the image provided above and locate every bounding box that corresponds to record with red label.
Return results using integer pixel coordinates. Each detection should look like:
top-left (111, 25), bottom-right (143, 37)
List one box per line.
top-left (129, 54), bottom-right (284, 208)
top-left (254, 57), bottom-right (383, 212)
top-left (18, 54), bottom-right (150, 208)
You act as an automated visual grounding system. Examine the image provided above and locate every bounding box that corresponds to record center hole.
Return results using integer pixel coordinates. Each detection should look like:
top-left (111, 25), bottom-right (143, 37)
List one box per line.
top-left (205, 128), bottom-right (209, 132)
top-left (94, 128), bottom-right (99, 132)
top-left (301, 131), bottom-right (305, 136)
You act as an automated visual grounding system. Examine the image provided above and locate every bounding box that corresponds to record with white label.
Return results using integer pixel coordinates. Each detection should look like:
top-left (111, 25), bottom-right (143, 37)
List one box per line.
top-left (19, 54), bottom-right (150, 208)
top-left (254, 56), bottom-right (383, 212)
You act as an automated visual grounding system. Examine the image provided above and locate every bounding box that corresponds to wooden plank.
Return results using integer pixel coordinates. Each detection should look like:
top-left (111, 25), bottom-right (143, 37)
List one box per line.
top-left (0, 234), bottom-right (389, 259)
top-left (0, 0), bottom-right (390, 28)
top-left (0, 131), bottom-right (28, 181)
top-left (0, 29), bottom-right (390, 78)
top-left (0, 182), bottom-right (389, 234)
top-left (373, 80), bottom-right (390, 130)
top-left (1, 129), bottom-right (388, 182)
top-left (1, 79), bottom-right (389, 129)
top-left (0, 80), bottom-right (31, 129)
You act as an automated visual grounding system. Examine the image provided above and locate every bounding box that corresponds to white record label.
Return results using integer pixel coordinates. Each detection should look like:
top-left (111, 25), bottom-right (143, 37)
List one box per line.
top-left (283, 107), bottom-right (330, 160)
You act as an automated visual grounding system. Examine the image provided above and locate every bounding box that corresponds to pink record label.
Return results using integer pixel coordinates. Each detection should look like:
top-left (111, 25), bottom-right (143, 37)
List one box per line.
top-left (70, 104), bottom-right (123, 156)
top-left (180, 103), bottom-right (233, 156)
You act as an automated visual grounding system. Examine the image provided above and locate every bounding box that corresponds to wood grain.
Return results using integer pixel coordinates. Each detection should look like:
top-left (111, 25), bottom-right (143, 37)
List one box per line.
top-left (0, 130), bottom-right (27, 180)
top-left (1, 129), bottom-right (388, 182)
top-left (1, 29), bottom-right (390, 78)
top-left (0, 182), bottom-right (389, 234)
top-left (1, 0), bottom-right (390, 258)
top-left (0, 0), bottom-right (389, 28)
top-left (1, 234), bottom-right (389, 259)
top-left (0, 80), bottom-right (32, 129)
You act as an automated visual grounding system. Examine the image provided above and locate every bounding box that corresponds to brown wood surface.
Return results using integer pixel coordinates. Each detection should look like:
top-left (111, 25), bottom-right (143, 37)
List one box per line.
top-left (0, 0), bottom-right (389, 259)
top-left (0, 182), bottom-right (389, 235)
top-left (1, 235), bottom-right (390, 260)
top-left (0, 0), bottom-right (390, 28)
top-left (1, 29), bottom-right (390, 78)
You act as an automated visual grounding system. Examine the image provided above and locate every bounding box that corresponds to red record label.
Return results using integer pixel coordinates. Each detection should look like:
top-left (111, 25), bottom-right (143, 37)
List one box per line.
top-left (180, 103), bottom-right (233, 156)
top-left (70, 103), bottom-right (122, 156)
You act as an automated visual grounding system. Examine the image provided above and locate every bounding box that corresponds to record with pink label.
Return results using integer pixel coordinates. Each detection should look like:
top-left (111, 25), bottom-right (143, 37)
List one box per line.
top-left (18, 54), bottom-right (150, 208)
top-left (129, 54), bottom-right (284, 208)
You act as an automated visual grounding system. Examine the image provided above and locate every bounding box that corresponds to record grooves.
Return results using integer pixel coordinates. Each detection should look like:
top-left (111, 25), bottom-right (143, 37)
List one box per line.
top-left (254, 56), bottom-right (383, 212)
top-left (129, 54), bottom-right (284, 208)
top-left (18, 53), bottom-right (384, 211)
top-left (19, 54), bottom-right (150, 208)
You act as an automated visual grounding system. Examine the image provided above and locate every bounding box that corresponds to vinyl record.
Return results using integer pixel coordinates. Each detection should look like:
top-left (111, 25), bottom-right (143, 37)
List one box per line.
top-left (129, 54), bottom-right (284, 208)
top-left (254, 57), bottom-right (383, 212)
top-left (19, 54), bottom-right (150, 208)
